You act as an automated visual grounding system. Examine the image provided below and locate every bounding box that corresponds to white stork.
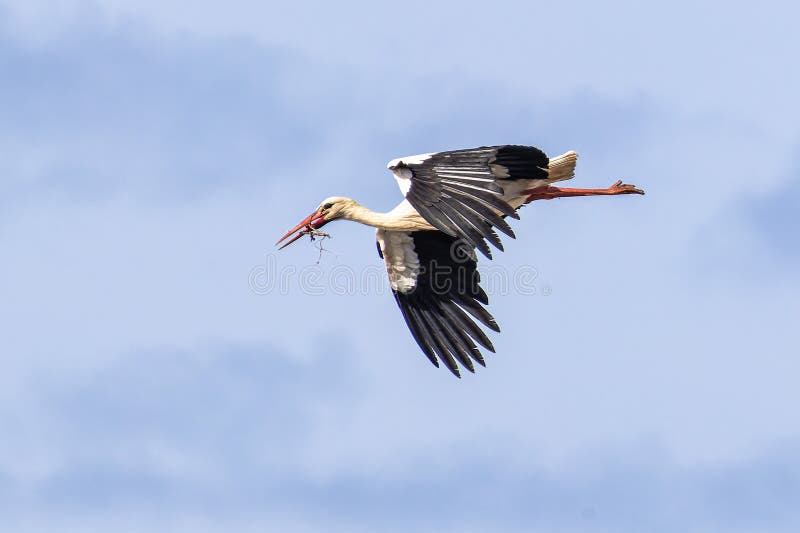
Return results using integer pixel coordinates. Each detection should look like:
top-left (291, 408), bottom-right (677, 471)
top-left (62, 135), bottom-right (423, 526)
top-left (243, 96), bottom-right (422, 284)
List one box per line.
top-left (277, 145), bottom-right (643, 377)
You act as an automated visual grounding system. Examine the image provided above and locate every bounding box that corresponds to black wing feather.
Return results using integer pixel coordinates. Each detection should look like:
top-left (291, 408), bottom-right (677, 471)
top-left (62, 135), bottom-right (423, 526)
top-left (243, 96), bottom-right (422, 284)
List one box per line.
top-left (415, 304), bottom-right (463, 377)
top-left (440, 189), bottom-right (516, 239)
top-left (393, 293), bottom-right (438, 368)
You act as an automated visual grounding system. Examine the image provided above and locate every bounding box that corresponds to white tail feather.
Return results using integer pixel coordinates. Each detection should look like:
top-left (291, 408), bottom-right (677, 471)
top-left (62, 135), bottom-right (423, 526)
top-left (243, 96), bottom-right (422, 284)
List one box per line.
top-left (547, 151), bottom-right (578, 183)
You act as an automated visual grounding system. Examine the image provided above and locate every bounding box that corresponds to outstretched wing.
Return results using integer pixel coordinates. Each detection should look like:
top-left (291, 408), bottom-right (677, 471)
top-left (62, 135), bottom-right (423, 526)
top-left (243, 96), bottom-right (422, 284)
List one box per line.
top-left (387, 145), bottom-right (549, 258)
top-left (376, 228), bottom-right (499, 378)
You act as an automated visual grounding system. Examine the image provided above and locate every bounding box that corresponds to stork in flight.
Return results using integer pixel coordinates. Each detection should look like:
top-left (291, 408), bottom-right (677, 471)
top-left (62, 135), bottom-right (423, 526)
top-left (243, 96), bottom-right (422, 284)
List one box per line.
top-left (277, 145), bottom-right (643, 377)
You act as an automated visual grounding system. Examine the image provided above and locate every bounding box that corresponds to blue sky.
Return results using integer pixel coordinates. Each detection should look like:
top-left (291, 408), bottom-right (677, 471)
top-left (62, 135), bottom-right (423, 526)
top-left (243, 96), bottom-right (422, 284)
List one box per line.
top-left (1, 0), bottom-right (799, 531)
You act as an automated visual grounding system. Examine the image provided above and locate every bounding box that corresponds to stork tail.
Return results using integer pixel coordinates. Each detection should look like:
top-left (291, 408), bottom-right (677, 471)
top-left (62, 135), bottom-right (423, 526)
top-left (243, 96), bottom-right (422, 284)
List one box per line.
top-left (547, 151), bottom-right (578, 184)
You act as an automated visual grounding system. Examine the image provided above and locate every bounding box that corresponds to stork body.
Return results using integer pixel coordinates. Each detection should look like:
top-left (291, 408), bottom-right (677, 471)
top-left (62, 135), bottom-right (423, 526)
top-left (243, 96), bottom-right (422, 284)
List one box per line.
top-left (277, 145), bottom-right (643, 377)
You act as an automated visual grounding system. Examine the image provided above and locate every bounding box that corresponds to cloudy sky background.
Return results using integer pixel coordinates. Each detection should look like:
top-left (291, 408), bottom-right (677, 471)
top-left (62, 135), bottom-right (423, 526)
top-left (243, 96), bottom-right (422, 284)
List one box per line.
top-left (1, 1), bottom-right (799, 531)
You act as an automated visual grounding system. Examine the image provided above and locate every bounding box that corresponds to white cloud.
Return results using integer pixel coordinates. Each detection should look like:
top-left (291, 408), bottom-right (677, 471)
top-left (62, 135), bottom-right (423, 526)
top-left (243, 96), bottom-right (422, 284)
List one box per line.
top-left (3, 0), bottom-right (800, 140)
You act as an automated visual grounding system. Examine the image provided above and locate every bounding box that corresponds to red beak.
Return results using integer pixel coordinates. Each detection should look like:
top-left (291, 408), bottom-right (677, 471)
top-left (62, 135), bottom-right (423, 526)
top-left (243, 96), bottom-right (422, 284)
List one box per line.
top-left (275, 209), bottom-right (328, 250)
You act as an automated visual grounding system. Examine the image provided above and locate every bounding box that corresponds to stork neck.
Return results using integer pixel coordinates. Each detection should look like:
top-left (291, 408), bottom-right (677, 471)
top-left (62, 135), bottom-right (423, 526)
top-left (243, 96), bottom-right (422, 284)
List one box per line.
top-left (345, 204), bottom-right (396, 229)
top-left (344, 202), bottom-right (428, 231)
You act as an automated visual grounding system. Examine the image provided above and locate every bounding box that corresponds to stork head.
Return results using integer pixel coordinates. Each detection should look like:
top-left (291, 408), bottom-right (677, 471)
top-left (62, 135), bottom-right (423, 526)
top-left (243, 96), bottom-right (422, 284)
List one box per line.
top-left (275, 196), bottom-right (354, 249)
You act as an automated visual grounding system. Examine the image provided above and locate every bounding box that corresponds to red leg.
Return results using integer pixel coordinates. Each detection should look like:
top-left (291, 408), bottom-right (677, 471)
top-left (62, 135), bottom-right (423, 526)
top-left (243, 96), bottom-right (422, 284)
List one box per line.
top-left (523, 180), bottom-right (644, 203)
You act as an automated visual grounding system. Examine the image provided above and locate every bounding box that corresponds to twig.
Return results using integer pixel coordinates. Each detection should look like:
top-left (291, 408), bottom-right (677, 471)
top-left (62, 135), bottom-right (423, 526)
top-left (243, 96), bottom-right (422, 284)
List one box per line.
top-left (305, 225), bottom-right (332, 264)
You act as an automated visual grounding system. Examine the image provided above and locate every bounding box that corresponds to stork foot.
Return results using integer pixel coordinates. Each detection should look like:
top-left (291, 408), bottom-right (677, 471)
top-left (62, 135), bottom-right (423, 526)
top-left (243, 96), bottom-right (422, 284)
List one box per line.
top-left (607, 180), bottom-right (645, 195)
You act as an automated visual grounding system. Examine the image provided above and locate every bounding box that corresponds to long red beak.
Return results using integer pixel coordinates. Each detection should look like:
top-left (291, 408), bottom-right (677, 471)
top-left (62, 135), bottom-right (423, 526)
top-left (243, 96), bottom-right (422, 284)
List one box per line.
top-left (275, 210), bottom-right (328, 250)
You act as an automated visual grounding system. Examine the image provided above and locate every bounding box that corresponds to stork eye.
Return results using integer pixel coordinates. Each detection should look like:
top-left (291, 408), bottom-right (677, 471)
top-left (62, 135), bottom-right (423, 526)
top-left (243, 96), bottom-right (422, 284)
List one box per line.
top-left (323, 202), bottom-right (334, 210)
